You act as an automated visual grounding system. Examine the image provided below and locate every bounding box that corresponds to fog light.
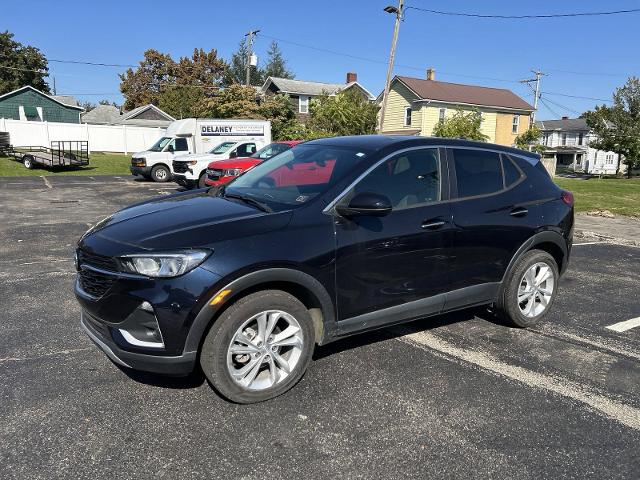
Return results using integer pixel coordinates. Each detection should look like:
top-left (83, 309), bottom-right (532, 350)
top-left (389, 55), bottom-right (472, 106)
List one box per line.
top-left (117, 302), bottom-right (165, 349)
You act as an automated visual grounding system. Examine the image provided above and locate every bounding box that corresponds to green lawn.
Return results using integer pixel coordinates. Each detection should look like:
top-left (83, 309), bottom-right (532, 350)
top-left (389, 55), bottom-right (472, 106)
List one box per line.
top-left (554, 176), bottom-right (640, 216)
top-left (0, 153), bottom-right (130, 176)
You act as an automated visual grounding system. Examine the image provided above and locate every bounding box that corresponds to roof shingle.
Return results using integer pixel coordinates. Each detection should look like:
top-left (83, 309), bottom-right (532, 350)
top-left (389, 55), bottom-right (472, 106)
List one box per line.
top-left (396, 76), bottom-right (534, 111)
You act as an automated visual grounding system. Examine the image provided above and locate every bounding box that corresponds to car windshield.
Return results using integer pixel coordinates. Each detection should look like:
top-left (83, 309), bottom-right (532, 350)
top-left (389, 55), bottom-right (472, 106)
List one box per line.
top-left (149, 137), bottom-right (172, 152)
top-left (209, 142), bottom-right (236, 154)
top-left (250, 143), bottom-right (293, 160)
top-left (220, 144), bottom-right (370, 212)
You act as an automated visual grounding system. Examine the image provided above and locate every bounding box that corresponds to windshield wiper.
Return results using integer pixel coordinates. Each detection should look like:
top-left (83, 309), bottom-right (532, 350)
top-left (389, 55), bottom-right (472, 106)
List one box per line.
top-left (223, 192), bottom-right (273, 213)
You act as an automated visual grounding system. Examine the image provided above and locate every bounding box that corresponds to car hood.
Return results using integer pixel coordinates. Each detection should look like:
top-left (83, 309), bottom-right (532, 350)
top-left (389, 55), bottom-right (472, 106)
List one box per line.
top-left (79, 190), bottom-right (292, 254)
top-left (174, 153), bottom-right (224, 162)
top-left (132, 150), bottom-right (155, 158)
top-left (208, 157), bottom-right (259, 169)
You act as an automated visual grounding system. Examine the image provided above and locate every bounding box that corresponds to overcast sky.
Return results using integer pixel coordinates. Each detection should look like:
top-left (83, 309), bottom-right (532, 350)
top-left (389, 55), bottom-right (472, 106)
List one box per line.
top-left (4, 0), bottom-right (639, 119)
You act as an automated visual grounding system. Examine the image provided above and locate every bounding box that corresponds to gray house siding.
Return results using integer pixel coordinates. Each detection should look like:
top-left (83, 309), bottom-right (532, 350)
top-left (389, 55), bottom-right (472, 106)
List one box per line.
top-left (0, 89), bottom-right (81, 123)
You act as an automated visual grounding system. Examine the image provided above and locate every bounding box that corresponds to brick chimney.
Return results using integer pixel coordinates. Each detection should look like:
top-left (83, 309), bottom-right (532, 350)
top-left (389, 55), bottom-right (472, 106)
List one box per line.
top-left (346, 72), bottom-right (357, 83)
top-left (426, 68), bottom-right (436, 81)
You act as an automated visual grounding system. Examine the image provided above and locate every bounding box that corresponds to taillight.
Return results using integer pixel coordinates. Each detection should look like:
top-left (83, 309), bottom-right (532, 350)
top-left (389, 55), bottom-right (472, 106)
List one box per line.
top-left (561, 190), bottom-right (574, 206)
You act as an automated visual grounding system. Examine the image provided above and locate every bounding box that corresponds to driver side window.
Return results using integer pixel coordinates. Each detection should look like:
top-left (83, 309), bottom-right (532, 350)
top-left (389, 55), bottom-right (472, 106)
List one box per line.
top-left (349, 148), bottom-right (441, 210)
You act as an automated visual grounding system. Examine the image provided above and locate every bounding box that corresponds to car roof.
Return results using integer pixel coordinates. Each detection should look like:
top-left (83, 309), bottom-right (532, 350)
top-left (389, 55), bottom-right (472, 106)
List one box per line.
top-left (274, 140), bottom-right (303, 146)
top-left (303, 135), bottom-right (539, 159)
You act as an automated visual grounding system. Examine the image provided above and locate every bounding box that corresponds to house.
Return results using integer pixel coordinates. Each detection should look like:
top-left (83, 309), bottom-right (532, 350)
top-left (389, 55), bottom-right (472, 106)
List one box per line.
top-left (0, 85), bottom-right (83, 123)
top-left (261, 72), bottom-right (375, 122)
top-left (379, 69), bottom-right (534, 146)
top-left (81, 103), bottom-right (174, 128)
top-left (535, 117), bottom-right (621, 174)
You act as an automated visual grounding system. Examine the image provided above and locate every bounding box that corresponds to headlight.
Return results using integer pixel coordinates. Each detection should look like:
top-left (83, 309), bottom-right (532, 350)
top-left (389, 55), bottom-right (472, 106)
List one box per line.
top-left (223, 168), bottom-right (244, 177)
top-left (118, 250), bottom-right (210, 277)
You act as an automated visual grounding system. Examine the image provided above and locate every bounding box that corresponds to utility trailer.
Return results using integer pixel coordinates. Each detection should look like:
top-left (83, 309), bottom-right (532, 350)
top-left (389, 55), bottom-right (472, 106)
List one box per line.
top-left (6, 141), bottom-right (89, 169)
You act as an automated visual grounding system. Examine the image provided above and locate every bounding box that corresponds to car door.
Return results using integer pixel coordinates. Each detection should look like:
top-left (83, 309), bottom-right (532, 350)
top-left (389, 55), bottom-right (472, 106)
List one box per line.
top-left (333, 147), bottom-right (454, 323)
top-left (447, 147), bottom-right (533, 296)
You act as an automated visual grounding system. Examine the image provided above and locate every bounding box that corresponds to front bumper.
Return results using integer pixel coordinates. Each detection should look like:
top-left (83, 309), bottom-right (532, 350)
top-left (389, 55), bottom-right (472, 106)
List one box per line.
top-left (130, 165), bottom-right (152, 177)
top-left (81, 310), bottom-right (196, 375)
top-left (173, 174), bottom-right (198, 188)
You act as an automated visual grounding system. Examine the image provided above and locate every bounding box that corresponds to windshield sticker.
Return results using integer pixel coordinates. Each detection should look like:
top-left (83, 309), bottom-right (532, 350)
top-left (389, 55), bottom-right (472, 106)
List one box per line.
top-left (295, 195), bottom-right (310, 203)
top-left (356, 152), bottom-right (366, 157)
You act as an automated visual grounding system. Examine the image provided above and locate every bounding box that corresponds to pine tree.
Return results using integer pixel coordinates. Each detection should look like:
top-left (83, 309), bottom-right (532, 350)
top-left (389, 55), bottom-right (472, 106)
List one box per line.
top-left (263, 41), bottom-right (294, 79)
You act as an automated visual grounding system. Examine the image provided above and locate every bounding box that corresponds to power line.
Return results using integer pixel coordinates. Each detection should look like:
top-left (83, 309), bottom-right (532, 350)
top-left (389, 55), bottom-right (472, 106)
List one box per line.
top-left (539, 98), bottom-right (562, 118)
top-left (540, 95), bottom-right (583, 116)
top-left (545, 68), bottom-right (630, 78)
top-left (404, 6), bottom-right (640, 19)
top-left (541, 91), bottom-right (612, 102)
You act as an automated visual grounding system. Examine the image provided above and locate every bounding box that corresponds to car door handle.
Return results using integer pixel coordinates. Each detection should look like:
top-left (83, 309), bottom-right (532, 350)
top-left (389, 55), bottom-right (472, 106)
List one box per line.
top-left (421, 220), bottom-right (446, 230)
top-left (510, 207), bottom-right (528, 217)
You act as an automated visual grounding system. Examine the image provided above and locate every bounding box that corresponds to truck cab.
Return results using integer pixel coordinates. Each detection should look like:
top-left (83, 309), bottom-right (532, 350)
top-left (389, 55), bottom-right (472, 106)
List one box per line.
top-left (172, 141), bottom-right (260, 189)
top-left (130, 136), bottom-right (192, 182)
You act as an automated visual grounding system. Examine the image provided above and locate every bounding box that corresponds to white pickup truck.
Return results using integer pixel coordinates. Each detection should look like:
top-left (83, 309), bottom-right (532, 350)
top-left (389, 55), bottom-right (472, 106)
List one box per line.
top-left (130, 118), bottom-right (271, 183)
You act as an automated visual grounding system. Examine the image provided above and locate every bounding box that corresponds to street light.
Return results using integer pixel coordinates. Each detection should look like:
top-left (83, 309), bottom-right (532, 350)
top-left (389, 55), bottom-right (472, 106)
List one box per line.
top-left (378, 1), bottom-right (404, 133)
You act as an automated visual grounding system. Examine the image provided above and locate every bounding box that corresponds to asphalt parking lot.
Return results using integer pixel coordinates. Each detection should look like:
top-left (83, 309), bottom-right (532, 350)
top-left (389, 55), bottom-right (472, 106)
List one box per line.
top-left (1, 175), bottom-right (639, 479)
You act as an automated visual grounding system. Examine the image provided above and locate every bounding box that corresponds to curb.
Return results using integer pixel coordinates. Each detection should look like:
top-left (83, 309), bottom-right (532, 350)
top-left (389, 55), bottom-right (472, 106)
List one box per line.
top-left (574, 229), bottom-right (640, 247)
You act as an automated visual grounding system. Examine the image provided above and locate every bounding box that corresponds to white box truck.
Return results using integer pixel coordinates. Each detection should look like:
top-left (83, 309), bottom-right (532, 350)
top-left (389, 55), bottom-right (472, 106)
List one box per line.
top-left (130, 118), bottom-right (271, 184)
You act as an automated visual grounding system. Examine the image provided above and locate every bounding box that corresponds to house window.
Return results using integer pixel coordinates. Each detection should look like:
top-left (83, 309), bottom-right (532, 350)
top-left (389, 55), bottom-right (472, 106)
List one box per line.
top-left (404, 107), bottom-right (412, 126)
top-left (578, 133), bottom-right (584, 145)
top-left (606, 154), bottom-right (614, 165)
top-left (439, 108), bottom-right (446, 122)
top-left (299, 96), bottom-right (309, 114)
top-left (561, 132), bottom-right (567, 146)
top-left (512, 115), bottom-right (519, 134)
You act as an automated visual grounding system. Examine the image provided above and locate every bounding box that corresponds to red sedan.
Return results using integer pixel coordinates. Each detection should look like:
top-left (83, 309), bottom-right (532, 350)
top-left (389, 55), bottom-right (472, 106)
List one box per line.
top-left (204, 141), bottom-right (302, 187)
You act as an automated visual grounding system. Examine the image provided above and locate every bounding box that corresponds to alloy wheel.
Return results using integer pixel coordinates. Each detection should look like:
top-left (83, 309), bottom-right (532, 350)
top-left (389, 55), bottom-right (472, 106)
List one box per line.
top-left (518, 262), bottom-right (555, 318)
top-left (226, 310), bottom-right (304, 391)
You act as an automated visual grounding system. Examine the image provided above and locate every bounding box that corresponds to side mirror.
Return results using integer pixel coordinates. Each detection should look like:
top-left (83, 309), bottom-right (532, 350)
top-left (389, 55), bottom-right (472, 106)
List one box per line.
top-left (229, 150), bottom-right (237, 159)
top-left (335, 192), bottom-right (392, 218)
top-left (167, 144), bottom-right (174, 153)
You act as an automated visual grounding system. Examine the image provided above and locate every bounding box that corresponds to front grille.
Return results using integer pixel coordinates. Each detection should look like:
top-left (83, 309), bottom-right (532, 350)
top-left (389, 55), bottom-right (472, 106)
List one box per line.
top-left (207, 168), bottom-right (223, 181)
top-left (77, 249), bottom-right (118, 272)
top-left (173, 161), bottom-right (189, 174)
top-left (79, 268), bottom-right (116, 298)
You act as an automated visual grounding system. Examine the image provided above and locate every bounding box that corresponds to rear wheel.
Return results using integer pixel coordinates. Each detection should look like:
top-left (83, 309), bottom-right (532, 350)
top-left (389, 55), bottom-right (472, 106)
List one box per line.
top-left (200, 290), bottom-right (315, 404)
top-left (496, 249), bottom-right (559, 328)
top-left (23, 155), bottom-right (35, 169)
top-left (150, 164), bottom-right (170, 182)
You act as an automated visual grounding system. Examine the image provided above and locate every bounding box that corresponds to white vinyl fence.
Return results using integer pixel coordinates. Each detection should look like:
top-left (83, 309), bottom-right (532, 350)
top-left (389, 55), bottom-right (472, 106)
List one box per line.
top-left (0, 118), bottom-right (166, 154)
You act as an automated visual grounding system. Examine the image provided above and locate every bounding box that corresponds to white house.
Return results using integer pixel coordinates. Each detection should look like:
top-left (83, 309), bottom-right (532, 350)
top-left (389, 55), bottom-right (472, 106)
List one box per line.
top-left (536, 117), bottom-right (621, 174)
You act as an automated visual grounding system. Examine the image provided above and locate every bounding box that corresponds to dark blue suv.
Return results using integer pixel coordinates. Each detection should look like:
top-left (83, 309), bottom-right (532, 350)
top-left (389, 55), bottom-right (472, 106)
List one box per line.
top-left (75, 136), bottom-right (573, 403)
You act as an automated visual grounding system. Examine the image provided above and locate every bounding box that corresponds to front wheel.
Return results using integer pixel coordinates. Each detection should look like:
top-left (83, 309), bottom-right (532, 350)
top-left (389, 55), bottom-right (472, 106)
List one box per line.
top-left (150, 164), bottom-right (170, 182)
top-left (495, 249), bottom-right (559, 328)
top-left (200, 290), bottom-right (315, 404)
top-left (198, 172), bottom-right (207, 189)
top-left (23, 155), bottom-right (35, 169)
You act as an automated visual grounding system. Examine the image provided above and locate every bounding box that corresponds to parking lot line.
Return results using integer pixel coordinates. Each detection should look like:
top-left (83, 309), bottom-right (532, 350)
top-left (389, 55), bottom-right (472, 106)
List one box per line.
top-left (606, 317), bottom-right (640, 333)
top-left (394, 327), bottom-right (640, 430)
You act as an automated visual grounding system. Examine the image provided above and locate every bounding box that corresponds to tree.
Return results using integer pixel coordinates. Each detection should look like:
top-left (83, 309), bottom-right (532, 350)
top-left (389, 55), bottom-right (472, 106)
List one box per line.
top-left (0, 31), bottom-right (49, 95)
top-left (204, 83), bottom-right (261, 118)
top-left (307, 89), bottom-right (378, 137)
top-left (119, 48), bottom-right (226, 117)
top-left (263, 41), bottom-right (294, 79)
top-left (584, 76), bottom-right (640, 177)
top-left (515, 124), bottom-right (546, 154)
top-left (226, 39), bottom-right (264, 86)
top-left (202, 84), bottom-right (304, 139)
top-left (432, 109), bottom-right (488, 141)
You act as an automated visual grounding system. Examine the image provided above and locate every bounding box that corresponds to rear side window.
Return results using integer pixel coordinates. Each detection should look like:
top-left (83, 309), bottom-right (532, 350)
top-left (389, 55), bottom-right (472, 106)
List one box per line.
top-left (502, 154), bottom-right (523, 187)
top-left (452, 149), bottom-right (503, 198)
top-left (173, 138), bottom-right (189, 151)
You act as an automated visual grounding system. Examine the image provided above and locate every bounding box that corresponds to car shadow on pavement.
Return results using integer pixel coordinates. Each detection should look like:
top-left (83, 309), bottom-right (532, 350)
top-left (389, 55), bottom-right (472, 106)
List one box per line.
top-left (117, 364), bottom-right (206, 389)
top-left (313, 306), bottom-right (510, 361)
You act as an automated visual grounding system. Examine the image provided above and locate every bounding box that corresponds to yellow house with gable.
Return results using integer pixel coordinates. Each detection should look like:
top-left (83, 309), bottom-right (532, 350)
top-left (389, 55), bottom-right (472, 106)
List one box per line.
top-left (380, 70), bottom-right (534, 146)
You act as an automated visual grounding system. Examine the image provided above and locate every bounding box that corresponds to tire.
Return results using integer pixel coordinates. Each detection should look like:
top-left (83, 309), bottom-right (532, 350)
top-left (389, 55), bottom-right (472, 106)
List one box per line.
top-left (23, 155), bottom-right (34, 169)
top-left (495, 249), bottom-right (559, 328)
top-left (200, 290), bottom-right (315, 404)
top-left (198, 172), bottom-right (207, 189)
top-left (150, 164), bottom-right (170, 182)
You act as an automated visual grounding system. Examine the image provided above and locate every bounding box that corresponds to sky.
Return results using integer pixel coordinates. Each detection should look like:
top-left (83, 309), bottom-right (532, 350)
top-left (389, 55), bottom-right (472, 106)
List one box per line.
top-left (3, 0), bottom-right (640, 120)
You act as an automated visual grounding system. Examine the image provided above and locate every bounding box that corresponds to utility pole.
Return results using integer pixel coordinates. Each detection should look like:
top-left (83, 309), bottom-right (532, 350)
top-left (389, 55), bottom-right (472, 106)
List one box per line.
top-left (378, 0), bottom-right (404, 133)
top-left (245, 29), bottom-right (260, 87)
top-left (53, 76), bottom-right (57, 95)
top-left (520, 69), bottom-right (546, 124)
